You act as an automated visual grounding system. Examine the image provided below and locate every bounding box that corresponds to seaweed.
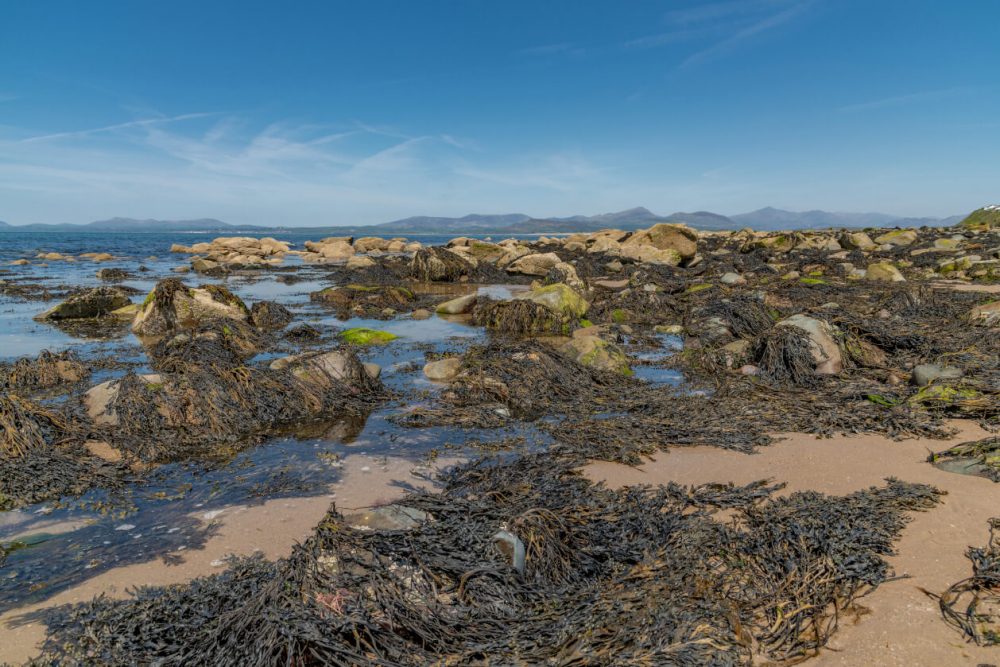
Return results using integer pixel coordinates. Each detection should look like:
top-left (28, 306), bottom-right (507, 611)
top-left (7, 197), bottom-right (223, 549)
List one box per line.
top-left (31, 452), bottom-right (942, 666)
top-left (928, 518), bottom-right (1000, 646)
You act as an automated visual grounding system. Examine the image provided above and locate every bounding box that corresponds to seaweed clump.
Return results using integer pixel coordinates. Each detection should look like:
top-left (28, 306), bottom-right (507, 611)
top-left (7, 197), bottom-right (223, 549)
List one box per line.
top-left (929, 518), bottom-right (1000, 646)
top-left (0, 349), bottom-right (88, 391)
top-left (33, 452), bottom-right (942, 666)
top-left (470, 297), bottom-right (567, 336)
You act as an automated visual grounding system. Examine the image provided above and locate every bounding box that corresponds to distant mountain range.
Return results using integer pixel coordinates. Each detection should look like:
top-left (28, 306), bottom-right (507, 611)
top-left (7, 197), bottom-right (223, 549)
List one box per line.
top-left (0, 207), bottom-right (966, 235)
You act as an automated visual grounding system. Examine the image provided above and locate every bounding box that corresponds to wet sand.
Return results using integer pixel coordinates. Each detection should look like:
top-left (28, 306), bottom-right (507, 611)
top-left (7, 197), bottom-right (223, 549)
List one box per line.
top-left (585, 420), bottom-right (999, 666)
top-left (0, 454), bottom-right (453, 664)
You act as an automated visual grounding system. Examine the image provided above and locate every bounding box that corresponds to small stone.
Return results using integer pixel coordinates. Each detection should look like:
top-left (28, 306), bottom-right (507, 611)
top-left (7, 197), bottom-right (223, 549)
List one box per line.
top-left (910, 364), bottom-right (963, 387)
top-left (423, 357), bottom-right (462, 382)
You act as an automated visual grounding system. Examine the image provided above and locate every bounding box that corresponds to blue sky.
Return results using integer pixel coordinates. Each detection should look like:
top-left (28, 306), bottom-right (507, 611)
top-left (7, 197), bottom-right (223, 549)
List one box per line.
top-left (1, 0), bottom-right (998, 226)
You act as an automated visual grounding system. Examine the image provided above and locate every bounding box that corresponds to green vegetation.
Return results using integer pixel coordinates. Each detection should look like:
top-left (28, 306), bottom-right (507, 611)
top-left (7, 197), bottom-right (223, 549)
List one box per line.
top-left (958, 206), bottom-right (1000, 231)
top-left (340, 328), bottom-right (399, 345)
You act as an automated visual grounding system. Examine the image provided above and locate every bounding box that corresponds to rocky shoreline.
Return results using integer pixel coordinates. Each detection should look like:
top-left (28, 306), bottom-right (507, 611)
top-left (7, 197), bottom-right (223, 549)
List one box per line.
top-left (1, 208), bottom-right (999, 664)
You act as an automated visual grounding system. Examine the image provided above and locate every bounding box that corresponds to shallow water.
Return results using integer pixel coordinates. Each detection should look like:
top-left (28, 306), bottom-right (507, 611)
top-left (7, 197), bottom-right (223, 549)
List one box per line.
top-left (0, 234), bottom-right (673, 628)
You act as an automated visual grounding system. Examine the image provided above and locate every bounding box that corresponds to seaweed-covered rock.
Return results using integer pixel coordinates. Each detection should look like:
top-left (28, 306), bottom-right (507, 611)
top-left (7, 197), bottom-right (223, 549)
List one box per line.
top-left (270, 350), bottom-right (376, 389)
top-left (544, 261), bottom-right (586, 291)
top-left (559, 335), bottom-right (631, 375)
top-left (310, 285), bottom-right (415, 319)
top-left (34, 287), bottom-right (132, 321)
top-left (410, 247), bottom-right (472, 281)
top-left (250, 300), bottom-right (293, 329)
top-left (514, 283), bottom-right (589, 319)
top-left (132, 280), bottom-right (249, 336)
top-left (775, 314), bottom-right (843, 375)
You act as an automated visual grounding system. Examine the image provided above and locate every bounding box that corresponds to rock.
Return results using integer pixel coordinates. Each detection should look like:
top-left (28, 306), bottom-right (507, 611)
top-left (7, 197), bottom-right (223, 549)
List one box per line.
top-left (619, 243), bottom-right (683, 266)
top-left (345, 255), bottom-right (376, 270)
top-left (110, 303), bottom-right (141, 321)
top-left (559, 335), bottom-right (631, 375)
top-left (318, 241), bottom-right (356, 260)
top-left (435, 293), bottom-right (477, 315)
top-left (515, 283), bottom-right (589, 319)
top-left (85, 374), bottom-right (162, 426)
top-left (776, 314), bottom-right (843, 375)
top-left (874, 229), bottom-right (918, 246)
top-left (132, 279), bottom-right (249, 336)
top-left (191, 257), bottom-right (221, 273)
top-left (362, 362), bottom-right (382, 380)
top-left (507, 252), bottom-right (562, 276)
top-left (410, 247), bottom-right (471, 281)
top-left (340, 328), bottom-right (398, 345)
top-left (423, 357), bottom-right (462, 381)
top-left (411, 308), bottom-right (432, 320)
top-left (250, 301), bottom-right (293, 329)
top-left (624, 223), bottom-right (698, 259)
top-left (545, 262), bottom-right (585, 291)
top-left (969, 301), bottom-right (1000, 327)
top-left (654, 324), bottom-right (684, 335)
top-left (96, 268), bottom-right (130, 281)
top-left (9, 259), bottom-right (29, 266)
top-left (720, 339), bottom-right (751, 367)
top-left (865, 261), bottom-right (905, 282)
top-left (593, 279), bottom-right (629, 290)
top-left (86, 253), bottom-right (114, 262)
top-left (492, 530), bottom-right (526, 574)
top-left (353, 237), bottom-right (388, 253)
top-left (720, 272), bottom-right (746, 286)
top-left (270, 350), bottom-right (371, 388)
top-left (911, 364), bottom-right (963, 387)
top-left (34, 287), bottom-right (132, 321)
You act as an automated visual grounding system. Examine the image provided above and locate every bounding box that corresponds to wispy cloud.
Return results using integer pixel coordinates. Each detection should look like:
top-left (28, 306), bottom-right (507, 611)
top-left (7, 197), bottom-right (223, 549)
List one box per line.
top-left (0, 112), bottom-right (633, 225)
top-left (679, 0), bottom-right (816, 69)
top-left (17, 112), bottom-right (218, 144)
top-left (838, 86), bottom-right (981, 113)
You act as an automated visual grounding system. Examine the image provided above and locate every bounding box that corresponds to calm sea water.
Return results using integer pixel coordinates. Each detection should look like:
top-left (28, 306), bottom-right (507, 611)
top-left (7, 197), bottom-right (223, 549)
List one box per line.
top-left (0, 230), bottom-right (521, 262)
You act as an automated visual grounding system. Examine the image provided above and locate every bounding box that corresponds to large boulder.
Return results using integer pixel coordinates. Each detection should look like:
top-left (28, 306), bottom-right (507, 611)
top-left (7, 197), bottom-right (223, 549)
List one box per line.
top-left (410, 247), bottom-right (472, 281)
top-left (874, 229), bottom-right (918, 246)
top-left (85, 374), bottom-right (162, 426)
top-left (507, 252), bottom-right (562, 276)
top-left (514, 283), bottom-right (589, 319)
top-left (775, 314), bottom-right (843, 375)
top-left (34, 287), bottom-right (132, 321)
top-left (624, 223), bottom-right (698, 259)
top-left (865, 261), bottom-right (905, 282)
top-left (559, 335), bottom-right (631, 375)
top-left (132, 279), bottom-right (249, 336)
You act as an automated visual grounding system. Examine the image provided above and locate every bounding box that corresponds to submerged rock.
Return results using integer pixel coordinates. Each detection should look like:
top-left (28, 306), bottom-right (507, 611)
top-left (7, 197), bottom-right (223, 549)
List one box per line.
top-left (34, 287), bottom-right (132, 321)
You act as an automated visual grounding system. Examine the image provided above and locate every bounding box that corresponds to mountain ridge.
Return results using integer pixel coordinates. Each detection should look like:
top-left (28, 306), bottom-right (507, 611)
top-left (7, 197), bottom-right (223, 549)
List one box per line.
top-left (0, 207), bottom-right (966, 234)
